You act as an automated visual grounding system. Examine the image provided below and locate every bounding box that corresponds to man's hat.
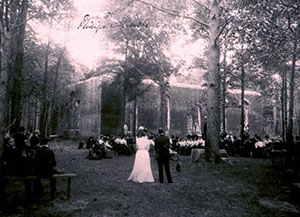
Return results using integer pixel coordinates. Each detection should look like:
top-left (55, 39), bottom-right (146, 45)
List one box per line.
top-left (158, 128), bottom-right (164, 134)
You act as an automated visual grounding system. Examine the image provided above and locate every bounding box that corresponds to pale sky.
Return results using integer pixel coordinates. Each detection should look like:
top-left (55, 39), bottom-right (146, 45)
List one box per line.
top-left (32, 0), bottom-right (114, 70)
top-left (31, 0), bottom-right (206, 73)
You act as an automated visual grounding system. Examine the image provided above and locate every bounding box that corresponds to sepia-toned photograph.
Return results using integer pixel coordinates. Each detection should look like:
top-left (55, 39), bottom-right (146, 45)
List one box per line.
top-left (0, 0), bottom-right (300, 216)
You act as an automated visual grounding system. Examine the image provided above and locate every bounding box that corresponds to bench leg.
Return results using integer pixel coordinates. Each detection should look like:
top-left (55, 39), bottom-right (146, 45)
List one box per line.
top-left (50, 178), bottom-right (56, 200)
top-left (67, 178), bottom-right (71, 201)
top-left (23, 179), bottom-right (34, 201)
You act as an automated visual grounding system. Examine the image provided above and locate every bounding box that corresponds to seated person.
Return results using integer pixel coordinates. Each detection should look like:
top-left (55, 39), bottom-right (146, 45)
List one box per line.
top-left (78, 139), bottom-right (84, 149)
top-left (100, 137), bottom-right (113, 158)
top-left (3, 135), bottom-right (18, 175)
top-left (33, 138), bottom-right (60, 198)
top-left (29, 130), bottom-right (40, 149)
top-left (35, 138), bottom-right (59, 177)
top-left (86, 136), bottom-right (95, 149)
top-left (87, 140), bottom-right (103, 160)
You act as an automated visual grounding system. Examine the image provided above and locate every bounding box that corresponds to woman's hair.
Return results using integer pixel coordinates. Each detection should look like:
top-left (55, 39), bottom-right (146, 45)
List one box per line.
top-left (137, 127), bottom-right (146, 137)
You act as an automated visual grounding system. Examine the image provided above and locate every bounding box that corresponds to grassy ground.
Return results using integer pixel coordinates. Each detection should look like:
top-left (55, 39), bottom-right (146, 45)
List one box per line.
top-left (2, 140), bottom-right (300, 217)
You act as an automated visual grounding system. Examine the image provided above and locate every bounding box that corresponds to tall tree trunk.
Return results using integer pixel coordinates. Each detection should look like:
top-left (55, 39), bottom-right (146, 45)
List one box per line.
top-left (10, 0), bottom-right (28, 127)
top-left (221, 37), bottom-right (228, 133)
top-left (122, 85), bottom-right (126, 135)
top-left (50, 48), bottom-right (65, 135)
top-left (287, 37), bottom-right (298, 143)
top-left (132, 93), bottom-right (137, 137)
top-left (39, 24), bottom-right (52, 137)
top-left (240, 63), bottom-right (245, 139)
top-left (159, 74), bottom-right (168, 131)
top-left (34, 98), bottom-right (38, 130)
top-left (205, 0), bottom-right (221, 162)
top-left (0, 0), bottom-right (19, 208)
top-left (281, 70), bottom-right (287, 142)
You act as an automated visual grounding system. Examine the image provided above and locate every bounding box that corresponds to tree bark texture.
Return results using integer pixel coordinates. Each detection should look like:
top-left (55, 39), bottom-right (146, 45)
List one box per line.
top-left (281, 70), bottom-right (287, 142)
top-left (0, 0), bottom-right (20, 208)
top-left (159, 74), bottom-right (168, 131)
top-left (50, 48), bottom-right (65, 135)
top-left (10, 0), bottom-right (28, 127)
top-left (205, 0), bottom-right (221, 162)
top-left (39, 32), bottom-right (51, 137)
top-left (221, 49), bottom-right (227, 133)
top-left (240, 63), bottom-right (245, 139)
top-left (287, 37), bottom-right (298, 142)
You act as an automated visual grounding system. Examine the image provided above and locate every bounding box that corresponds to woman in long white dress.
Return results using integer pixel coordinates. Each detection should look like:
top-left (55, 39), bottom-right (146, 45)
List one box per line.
top-left (128, 127), bottom-right (154, 183)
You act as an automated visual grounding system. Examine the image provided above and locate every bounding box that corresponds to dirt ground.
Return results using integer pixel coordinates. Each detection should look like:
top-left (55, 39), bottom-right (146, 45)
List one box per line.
top-left (2, 140), bottom-right (300, 217)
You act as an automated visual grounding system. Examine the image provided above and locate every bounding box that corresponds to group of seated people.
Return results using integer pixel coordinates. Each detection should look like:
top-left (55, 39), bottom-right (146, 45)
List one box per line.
top-left (82, 130), bottom-right (300, 167)
top-left (174, 135), bottom-right (205, 155)
top-left (85, 135), bottom-right (133, 160)
top-left (3, 126), bottom-right (60, 198)
top-left (220, 132), bottom-right (273, 158)
top-left (83, 132), bottom-right (182, 161)
top-left (220, 132), bottom-right (300, 163)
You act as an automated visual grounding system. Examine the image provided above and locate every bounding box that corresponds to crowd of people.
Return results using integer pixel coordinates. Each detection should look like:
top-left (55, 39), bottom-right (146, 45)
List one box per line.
top-left (82, 132), bottom-right (182, 161)
top-left (5, 125), bottom-right (300, 191)
top-left (3, 126), bottom-right (60, 198)
top-left (83, 135), bottom-right (134, 160)
top-left (220, 132), bottom-right (300, 167)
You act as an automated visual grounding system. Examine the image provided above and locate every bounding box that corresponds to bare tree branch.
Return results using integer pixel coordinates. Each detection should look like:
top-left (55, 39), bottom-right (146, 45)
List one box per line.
top-left (134, 0), bottom-right (209, 28)
top-left (191, 0), bottom-right (211, 12)
top-left (215, 16), bottom-right (233, 41)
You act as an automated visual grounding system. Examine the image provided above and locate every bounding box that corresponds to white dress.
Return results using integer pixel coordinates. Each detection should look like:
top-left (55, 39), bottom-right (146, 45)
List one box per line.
top-left (128, 136), bottom-right (154, 183)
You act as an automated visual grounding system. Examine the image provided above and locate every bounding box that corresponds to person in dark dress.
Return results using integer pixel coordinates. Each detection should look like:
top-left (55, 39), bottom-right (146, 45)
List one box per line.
top-left (154, 128), bottom-right (173, 183)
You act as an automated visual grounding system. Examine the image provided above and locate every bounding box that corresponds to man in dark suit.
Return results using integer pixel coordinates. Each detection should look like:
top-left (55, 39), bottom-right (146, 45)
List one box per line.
top-left (34, 138), bottom-right (59, 198)
top-left (154, 128), bottom-right (173, 183)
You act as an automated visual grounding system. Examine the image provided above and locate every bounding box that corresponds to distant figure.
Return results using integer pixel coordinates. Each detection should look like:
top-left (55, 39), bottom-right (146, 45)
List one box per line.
top-left (86, 136), bottom-right (95, 149)
top-left (203, 116), bottom-right (208, 141)
top-left (78, 139), bottom-right (84, 149)
top-left (154, 128), bottom-right (173, 183)
top-left (128, 126), bottom-right (154, 183)
top-left (87, 139), bottom-right (103, 160)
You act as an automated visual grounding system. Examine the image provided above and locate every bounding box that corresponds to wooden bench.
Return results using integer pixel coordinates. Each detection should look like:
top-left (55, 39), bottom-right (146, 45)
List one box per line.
top-left (52, 173), bottom-right (77, 201)
top-left (5, 173), bottom-right (77, 201)
top-left (291, 183), bottom-right (300, 189)
top-left (270, 149), bottom-right (287, 167)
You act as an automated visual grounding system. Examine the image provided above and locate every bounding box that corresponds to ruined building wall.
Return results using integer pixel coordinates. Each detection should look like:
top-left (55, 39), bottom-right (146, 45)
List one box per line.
top-left (68, 77), bottom-right (102, 138)
top-left (67, 77), bottom-right (267, 139)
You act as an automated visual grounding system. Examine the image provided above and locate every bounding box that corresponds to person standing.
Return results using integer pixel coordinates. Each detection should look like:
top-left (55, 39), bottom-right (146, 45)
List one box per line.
top-left (128, 126), bottom-right (154, 183)
top-left (154, 128), bottom-right (173, 183)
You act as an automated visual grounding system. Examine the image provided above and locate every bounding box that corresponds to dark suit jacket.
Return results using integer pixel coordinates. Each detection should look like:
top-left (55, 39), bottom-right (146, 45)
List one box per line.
top-left (35, 146), bottom-right (57, 177)
top-left (154, 135), bottom-right (170, 160)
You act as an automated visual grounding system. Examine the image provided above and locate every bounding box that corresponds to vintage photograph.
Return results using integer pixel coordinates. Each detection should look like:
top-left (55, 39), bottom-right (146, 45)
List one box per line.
top-left (0, 0), bottom-right (300, 216)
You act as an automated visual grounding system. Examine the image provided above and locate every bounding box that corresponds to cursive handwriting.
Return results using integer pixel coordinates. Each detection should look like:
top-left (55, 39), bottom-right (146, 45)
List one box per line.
top-left (77, 14), bottom-right (149, 33)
